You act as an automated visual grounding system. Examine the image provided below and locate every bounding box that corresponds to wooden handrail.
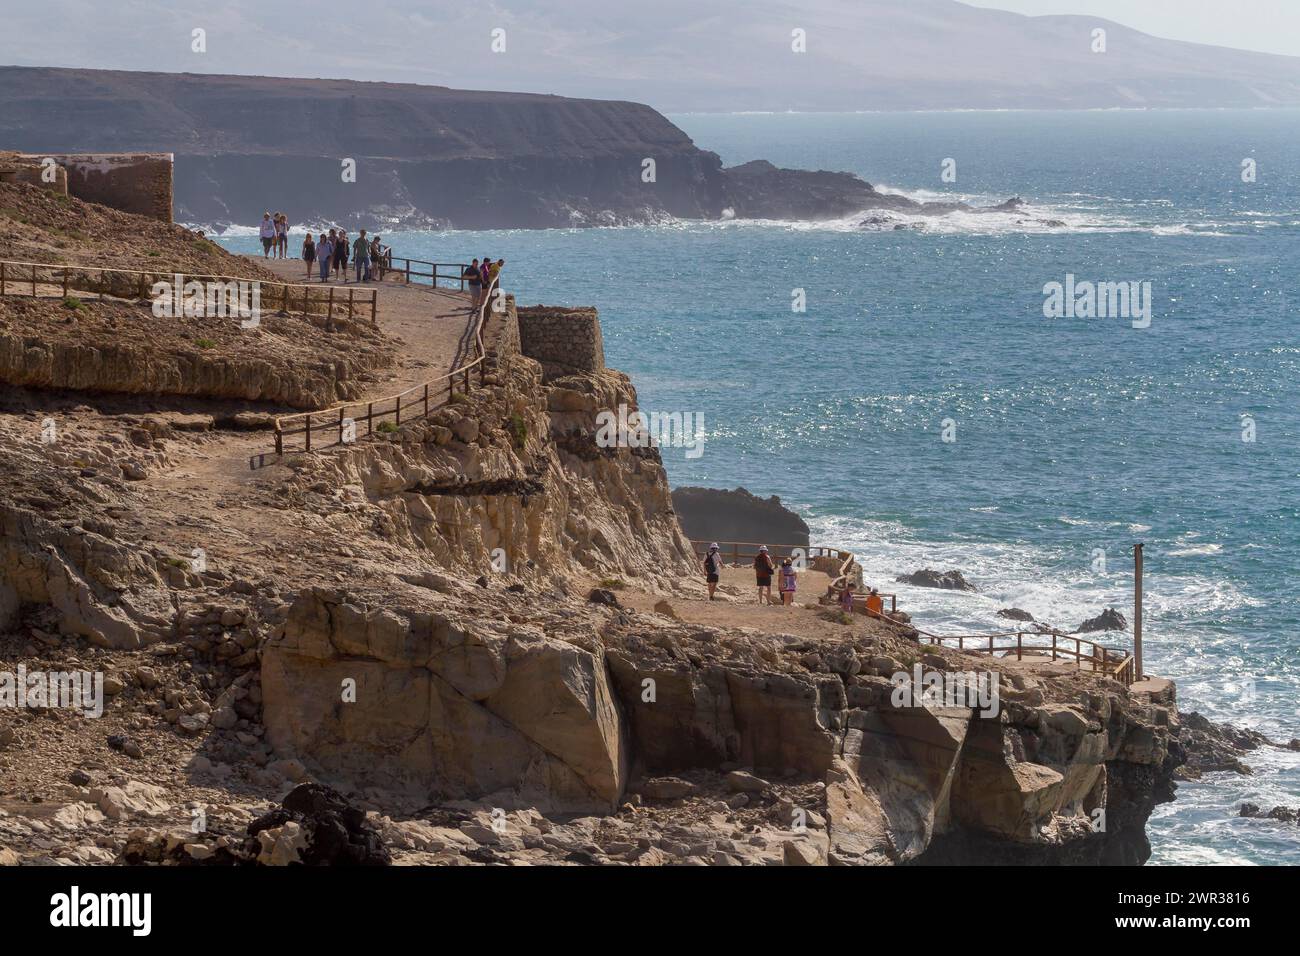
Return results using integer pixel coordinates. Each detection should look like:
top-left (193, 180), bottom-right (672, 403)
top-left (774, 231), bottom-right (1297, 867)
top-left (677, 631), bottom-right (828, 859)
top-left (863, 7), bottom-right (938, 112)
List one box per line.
top-left (0, 257), bottom-right (379, 324)
top-left (272, 268), bottom-right (502, 456)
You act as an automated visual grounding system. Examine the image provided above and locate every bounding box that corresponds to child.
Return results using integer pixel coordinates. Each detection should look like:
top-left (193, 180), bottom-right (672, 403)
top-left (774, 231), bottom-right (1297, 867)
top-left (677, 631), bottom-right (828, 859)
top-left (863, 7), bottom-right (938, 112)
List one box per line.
top-left (754, 545), bottom-right (775, 605)
top-left (839, 581), bottom-right (857, 613)
top-left (779, 558), bottom-right (797, 606)
top-left (703, 542), bottom-right (722, 600)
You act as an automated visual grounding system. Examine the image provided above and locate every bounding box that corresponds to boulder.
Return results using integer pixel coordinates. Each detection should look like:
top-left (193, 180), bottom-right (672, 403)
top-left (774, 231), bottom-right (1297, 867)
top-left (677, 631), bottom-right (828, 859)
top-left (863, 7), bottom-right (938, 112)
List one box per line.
top-left (1077, 608), bottom-right (1128, 633)
top-left (895, 569), bottom-right (977, 592)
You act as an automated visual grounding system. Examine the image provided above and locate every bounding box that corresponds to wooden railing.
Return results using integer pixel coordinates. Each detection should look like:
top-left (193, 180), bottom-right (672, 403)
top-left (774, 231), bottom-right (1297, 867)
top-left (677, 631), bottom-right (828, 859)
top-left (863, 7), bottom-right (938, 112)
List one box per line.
top-left (374, 248), bottom-right (469, 290)
top-left (915, 628), bottom-right (1137, 686)
top-left (0, 258), bottom-right (379, 323)
top-left (271, 271), bottom-right (501, 457)
top-left (690, 538), bottom-right (1136, 685)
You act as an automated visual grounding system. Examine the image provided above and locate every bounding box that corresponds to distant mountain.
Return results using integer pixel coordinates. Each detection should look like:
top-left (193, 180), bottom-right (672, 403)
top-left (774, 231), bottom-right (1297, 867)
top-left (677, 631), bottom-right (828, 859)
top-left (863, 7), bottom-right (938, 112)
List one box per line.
top-left (6, 0), bottom-right (1299, 113)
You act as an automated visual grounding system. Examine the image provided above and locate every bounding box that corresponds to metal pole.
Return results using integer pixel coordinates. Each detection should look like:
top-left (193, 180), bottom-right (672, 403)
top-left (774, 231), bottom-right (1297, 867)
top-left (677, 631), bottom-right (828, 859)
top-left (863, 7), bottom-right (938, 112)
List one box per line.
top-left (1134, 542), bottom-right (1144, 680)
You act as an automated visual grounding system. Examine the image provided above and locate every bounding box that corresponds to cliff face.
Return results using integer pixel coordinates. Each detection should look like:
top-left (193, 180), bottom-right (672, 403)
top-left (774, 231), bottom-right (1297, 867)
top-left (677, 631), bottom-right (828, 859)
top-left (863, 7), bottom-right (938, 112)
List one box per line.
top-left (0, 192), bottom-right (1199, 864)
top-left (0, 67), bottom-right (1024, 229)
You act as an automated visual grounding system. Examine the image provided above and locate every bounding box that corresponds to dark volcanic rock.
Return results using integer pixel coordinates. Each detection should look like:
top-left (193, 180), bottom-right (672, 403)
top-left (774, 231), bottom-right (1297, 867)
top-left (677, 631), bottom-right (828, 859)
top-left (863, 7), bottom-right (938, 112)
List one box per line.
top-left (1077, 608), bottom-right (1128, 633)
top-left (671, 486), bottom-right (809, 549)
top-left (1239, 803), bottom-right (1299, 822)
top-left (896, 569), bottom-right (977, 592)
top-left (1174, 712), bottom-right (1268, 779)
top-left (996, 607), bottom-right (1035, 622)
top-left (247, 784), bottom-right (391, 866)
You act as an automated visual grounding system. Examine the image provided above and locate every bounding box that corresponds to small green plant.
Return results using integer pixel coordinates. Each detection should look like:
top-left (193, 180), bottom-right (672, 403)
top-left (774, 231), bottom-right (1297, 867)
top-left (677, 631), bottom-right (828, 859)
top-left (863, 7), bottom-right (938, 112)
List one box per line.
top-left (449, 391), bottom-right (469, 405)
top-left (818, 608), bottom-right (853, 626)
top-left (194, 337), bottom-right (217, 349)
top-left (165, 557), bottom-right (188, 569)
top-left (598, 578), bottom-right (627, 591)
top-left (377, 421), bottom-right (399, 434)
top-left (62, 296), bottom-right (84, 311)
top-left (508, 412), bottom-right (527, 451)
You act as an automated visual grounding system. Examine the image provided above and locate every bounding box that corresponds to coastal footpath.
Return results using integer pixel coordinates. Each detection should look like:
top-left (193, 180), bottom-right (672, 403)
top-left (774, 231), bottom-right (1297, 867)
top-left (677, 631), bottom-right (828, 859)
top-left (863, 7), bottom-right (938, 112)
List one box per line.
top-left (0, 181), bottom-right (1278, 866)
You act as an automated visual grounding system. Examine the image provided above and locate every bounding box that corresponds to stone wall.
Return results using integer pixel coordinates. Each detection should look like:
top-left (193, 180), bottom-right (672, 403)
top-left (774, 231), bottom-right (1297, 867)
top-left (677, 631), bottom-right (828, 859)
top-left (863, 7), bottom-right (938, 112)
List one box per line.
top-left (516, 306), bottom-right (604, 380)
top-left (0, 152), bottom-right (68, 194)
top-left (20, 152), bottom-right (173, 221)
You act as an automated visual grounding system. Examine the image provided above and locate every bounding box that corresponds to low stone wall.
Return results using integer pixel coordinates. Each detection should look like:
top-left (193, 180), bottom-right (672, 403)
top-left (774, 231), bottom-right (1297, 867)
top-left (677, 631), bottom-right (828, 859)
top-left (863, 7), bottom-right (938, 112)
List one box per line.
top-left (21, 152), bottom-right (173, 221)
top-left (516, 305), bottom-right (604, 380)
top-left (0, 152), bottom-right (68, 194)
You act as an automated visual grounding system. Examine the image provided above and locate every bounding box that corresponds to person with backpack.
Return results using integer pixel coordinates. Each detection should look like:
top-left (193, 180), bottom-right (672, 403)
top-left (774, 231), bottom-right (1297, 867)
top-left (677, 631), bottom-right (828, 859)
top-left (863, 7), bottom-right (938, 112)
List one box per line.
top-left (702, 542), bottom-right (722, 600)
top-left (779, 558), bottom-right (798, 607)
top-left (754, 545), bottom-right (775, 605)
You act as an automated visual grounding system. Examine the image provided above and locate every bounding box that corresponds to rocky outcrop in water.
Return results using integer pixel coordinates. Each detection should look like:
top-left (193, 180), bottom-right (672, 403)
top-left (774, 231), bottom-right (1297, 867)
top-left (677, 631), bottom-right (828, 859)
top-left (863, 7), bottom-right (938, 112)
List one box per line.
top-left (1078, 608), bottom-right (1128, 633)
top-left (896, 569), bottom-right (978, 592)
top-left (670, 486), bottom-right (810, 549)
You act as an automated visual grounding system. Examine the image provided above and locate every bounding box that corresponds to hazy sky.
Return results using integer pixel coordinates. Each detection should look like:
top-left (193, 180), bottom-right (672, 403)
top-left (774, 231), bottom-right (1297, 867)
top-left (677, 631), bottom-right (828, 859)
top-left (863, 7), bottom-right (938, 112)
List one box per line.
top-left (964, 0), bottom-right (1300, 57)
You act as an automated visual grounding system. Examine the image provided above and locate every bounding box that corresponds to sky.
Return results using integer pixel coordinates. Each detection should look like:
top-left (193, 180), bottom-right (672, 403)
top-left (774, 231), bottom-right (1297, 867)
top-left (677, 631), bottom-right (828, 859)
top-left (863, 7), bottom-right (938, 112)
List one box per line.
top-left (2, 0), bottom-right (1299, 112)
top-left (963, 0), bottom-right (1300, 57)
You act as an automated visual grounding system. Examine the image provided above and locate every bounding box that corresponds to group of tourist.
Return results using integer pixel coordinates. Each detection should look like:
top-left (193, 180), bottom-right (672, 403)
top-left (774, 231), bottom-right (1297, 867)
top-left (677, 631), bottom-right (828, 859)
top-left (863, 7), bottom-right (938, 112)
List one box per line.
top-left (701, 542), bottom-right (886, 616)
top-left (462, 257), bottom-right (506, 310)
top-left (301, 228), bottom-right (389, 284)
top-left (258, 212), bottom-right (290, 258)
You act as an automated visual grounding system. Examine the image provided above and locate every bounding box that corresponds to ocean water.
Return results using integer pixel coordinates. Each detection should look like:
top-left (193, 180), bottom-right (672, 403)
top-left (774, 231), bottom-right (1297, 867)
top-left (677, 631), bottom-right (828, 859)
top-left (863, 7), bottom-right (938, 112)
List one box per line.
top-left (212, 109), bottom-right (1300, 865)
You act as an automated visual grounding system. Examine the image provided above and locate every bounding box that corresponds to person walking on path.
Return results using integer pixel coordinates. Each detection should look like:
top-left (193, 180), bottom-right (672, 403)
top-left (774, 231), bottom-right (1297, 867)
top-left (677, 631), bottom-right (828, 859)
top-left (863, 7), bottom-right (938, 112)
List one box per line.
top-left (302, 232), bottom-right (316, 278)
top-left (334, 230), bottom-right (349, 281)
top-left (703, 543), bottom-right (722, 601)
top-left (259, 212), bottom-right (276, 257)
top-left (464, 259), bottom-right (482, 310)
top-left (369, 234), bottom-right (383, 280)
top-left (317, 231), bottom-right (334, 282)
top-left (274, 213), bottom-right (288, 259)
top-left (487, 257), bottom-right (505, 310)
top-left (352, 229), bottom-right (370, 283)
top-left (754, 545), bottom-right (775, 605)
top-left (779, 558), bottom-right (797, 607)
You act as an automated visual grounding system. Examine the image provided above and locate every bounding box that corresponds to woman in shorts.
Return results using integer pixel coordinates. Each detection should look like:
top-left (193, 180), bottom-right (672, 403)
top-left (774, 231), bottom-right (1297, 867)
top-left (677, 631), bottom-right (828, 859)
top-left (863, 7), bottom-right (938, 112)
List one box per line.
top-left (703, 543), bottom-right (722, 601)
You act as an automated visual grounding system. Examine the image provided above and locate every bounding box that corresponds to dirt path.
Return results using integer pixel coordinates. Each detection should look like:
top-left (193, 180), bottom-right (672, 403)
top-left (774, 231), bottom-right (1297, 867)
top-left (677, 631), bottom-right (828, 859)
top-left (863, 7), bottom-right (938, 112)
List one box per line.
top-left (252, 257), bottom-right (474, 402)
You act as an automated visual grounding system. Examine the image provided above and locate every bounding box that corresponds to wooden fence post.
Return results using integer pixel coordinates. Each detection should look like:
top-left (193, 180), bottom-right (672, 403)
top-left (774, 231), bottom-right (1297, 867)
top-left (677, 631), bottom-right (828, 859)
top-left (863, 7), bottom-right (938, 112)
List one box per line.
top-left (305, 415), bottom-right (312, 452)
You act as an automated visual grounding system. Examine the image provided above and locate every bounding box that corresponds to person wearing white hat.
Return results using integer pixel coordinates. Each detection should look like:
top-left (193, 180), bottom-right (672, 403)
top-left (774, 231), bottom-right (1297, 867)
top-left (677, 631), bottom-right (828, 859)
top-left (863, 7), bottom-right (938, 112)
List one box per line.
top-left (703, 543), bottom-right (722, 600)
top-left (754, 545), bottom-right (775, 605)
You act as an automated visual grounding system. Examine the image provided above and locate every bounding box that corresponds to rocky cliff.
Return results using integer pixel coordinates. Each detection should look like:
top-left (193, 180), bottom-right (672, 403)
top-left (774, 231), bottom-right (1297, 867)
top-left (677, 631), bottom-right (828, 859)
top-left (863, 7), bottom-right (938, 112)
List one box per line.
top-left (0, 192), bottom-right (1253, 866)
top-left (0, 67), bottom-right (1024, 229)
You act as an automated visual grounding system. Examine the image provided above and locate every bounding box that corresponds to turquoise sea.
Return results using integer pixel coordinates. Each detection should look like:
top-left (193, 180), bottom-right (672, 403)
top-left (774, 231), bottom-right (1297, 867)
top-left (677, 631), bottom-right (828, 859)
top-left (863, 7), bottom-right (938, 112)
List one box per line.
top-left (214, 109), bottom-right (1300, 865)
